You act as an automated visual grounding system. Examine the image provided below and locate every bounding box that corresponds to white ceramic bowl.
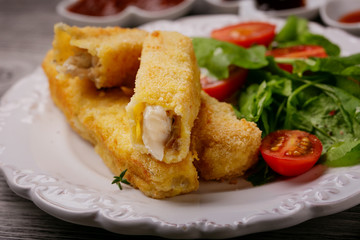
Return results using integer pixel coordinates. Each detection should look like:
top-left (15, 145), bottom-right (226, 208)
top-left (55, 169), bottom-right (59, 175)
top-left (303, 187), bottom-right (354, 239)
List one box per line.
top-left (320, 0), bottom-right (360, 35)
top-left (56, 0), bottom-right (196, 27)
top-left (239, 0), bottom-right (326, 20)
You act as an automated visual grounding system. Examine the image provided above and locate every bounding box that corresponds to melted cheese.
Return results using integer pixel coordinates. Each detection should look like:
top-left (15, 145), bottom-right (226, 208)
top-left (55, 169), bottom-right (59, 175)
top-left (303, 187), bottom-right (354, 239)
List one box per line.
top-left (142, 105), bottom-right (172, 161)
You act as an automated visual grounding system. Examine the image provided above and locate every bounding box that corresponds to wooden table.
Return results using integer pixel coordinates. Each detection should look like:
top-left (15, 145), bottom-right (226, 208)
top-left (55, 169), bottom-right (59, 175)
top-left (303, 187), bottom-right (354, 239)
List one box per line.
top-left (1, 0), bottom-right (360, 239)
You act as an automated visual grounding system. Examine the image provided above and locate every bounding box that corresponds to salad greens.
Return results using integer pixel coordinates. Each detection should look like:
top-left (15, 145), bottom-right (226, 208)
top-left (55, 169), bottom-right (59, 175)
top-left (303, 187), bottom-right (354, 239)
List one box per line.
top-left (274, 15), bottom-right (341, 57)
top-left (192, 38), bottom-right (268, 79)
top-left (193, 16), bottom-right (360, 185)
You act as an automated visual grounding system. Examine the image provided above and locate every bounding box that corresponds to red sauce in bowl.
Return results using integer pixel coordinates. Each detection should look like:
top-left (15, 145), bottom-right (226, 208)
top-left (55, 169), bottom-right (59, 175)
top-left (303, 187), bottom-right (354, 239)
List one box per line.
top-left (68, 0), bottom-right (185, 17)
top-left (339, 9), bottom-right (360, 24)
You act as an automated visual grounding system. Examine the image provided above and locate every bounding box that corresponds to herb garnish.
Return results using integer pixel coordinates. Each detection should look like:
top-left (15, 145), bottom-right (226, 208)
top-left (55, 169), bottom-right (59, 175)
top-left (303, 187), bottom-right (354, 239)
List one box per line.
top-left (112, 169), bottom-right (131, 190)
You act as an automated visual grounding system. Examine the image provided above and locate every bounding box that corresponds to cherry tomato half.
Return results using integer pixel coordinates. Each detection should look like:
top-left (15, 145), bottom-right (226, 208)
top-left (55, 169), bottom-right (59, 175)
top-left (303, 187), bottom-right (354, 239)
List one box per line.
top-left (201, 67), bottom-right (248, 101)
top-left (211, 22), bottom-right (276, 48)
top-left (266, 45), bottom-right (328, 72)
top-left (260, 130), bottom-right (323, 177)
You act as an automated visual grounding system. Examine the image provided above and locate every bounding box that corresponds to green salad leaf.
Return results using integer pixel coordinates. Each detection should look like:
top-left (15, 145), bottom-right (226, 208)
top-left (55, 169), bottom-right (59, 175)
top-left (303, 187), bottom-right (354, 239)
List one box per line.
top-left (275, 54), bottom-right (360, 98)
top-left (322, 140), bottom-right (360, 167)
top-left (286, 83), bottom-right (360, 151)
top-left (192, 37), bottom-right (268, 79)
top-left (274, 15), bottom-right (341, 57)
top-left (275, 15), bottom-right (308, 43)
top-left (192, 15), bottom-right (360, 186)
top-left (292, 53), bottom-right (360, 76)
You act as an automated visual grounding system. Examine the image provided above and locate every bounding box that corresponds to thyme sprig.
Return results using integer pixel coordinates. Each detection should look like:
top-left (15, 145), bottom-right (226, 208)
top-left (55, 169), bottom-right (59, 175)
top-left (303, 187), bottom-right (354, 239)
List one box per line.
top-left (112, 169), bottom-right (130, 190)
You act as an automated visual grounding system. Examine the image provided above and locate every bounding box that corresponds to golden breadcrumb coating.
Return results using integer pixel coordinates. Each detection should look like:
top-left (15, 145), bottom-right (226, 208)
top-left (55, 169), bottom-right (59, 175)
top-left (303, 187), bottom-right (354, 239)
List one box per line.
top-left (42, 50), bottom-right (199, 199)
top-left (126, 31), bottom-right (201, 164)
top-left (53, 23), bottom-right (147, 89)
top-left (44, 24), bottom-right (263, 197)
top-left (192, 92), bottom-right (262, 181)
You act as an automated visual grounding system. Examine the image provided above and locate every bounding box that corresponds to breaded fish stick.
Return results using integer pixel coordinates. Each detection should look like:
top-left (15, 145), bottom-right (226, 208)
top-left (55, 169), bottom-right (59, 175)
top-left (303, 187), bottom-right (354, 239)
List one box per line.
top-left (126, 31), bottom-right (201, 163)
top-left (42, 50), bottom-right (199, 199)
top-left (192, 92), bottom-right (262, 180)
top-left (50, 25), bottom-right (261, 182)
top-left (52, 23), bottom-right (147, 88)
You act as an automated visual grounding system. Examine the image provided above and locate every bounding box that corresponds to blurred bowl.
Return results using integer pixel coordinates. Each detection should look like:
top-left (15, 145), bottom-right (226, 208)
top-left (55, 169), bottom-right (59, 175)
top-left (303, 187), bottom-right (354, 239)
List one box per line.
top-left (192, 0), bottom-right (241, 15)
top-left (56, 0), bottom-right (196, 27)
top-left (239, 0), bottom-right (326, 20)
top-left (320, 0), bottom-right (360, 35)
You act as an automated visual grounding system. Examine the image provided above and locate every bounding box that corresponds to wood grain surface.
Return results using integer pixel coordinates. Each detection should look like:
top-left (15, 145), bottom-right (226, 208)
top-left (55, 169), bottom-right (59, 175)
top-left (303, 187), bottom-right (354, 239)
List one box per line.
top-left (1, 0), bottom-right (360, 239)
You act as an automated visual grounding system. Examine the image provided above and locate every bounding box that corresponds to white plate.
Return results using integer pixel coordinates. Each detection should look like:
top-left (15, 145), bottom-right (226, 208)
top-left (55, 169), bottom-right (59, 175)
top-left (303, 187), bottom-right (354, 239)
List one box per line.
top-left (1, 15), bottom-right (360, 239)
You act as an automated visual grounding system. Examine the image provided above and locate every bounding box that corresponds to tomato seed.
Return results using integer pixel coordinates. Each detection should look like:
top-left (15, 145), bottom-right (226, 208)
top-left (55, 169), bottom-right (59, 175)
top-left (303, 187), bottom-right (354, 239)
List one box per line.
top-left (301, 137), bottom-right (310, 142)
top-left (293, 150), bottom-right (301, 156)
top-left (270, 136), bottom-right (285, 152)
top-left (284, 136), bottom-right (313, 156)
top-left (271, 146), bottom-right (279, 151)
top-left (299, 145), bottom-right (308, 149)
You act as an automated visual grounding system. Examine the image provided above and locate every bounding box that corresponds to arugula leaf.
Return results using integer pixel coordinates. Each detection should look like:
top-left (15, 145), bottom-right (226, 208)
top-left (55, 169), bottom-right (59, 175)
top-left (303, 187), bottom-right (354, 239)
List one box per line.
top-left (288, 93), bottom-right (352, 151)
top-left (292, 53), bottom-right (360, 76)
top-left (237, 72), bottom-right (293, 136)
top-left (284, 81), bottom-right (316, 131)
top-left (288, 54), bottom-right (360, 98)
top-left (237, 81), bottom-right (272, 123)
top-left (267, 77), bottom-right (292, 96)
top-left (192, 37), bottom-right (268, 79)
top-left (336, 76), bottom-right (360, 98)
top-left (282, 76), bottom-right (360, 150)
top-left (314, 83), bottom-right (360, 129)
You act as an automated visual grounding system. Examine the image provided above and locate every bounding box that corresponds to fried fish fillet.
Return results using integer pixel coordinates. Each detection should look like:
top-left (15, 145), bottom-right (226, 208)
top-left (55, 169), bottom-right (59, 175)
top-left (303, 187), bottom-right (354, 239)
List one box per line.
top-left (42, 50), bottom-right (199, 199)
top-left (48, 24), bottom-right (261, 186)
top-left (52, 23), bottom-right (147, 89)
top-left (126, 31), bottom-right (201, 163)
top-left (192, 92), bottom-right (262, 180)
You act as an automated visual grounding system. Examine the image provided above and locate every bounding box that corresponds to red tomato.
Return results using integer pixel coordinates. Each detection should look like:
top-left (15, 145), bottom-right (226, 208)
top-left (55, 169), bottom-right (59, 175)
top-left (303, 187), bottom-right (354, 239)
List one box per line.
top-left (211, 22), bottom-right (276, 48)
top-left (267, 45), bottom-right (328, 72)
top-left (260, 130), bottom-right (323, 177)
top-left (201, 67), bottom-right (248, 101)
top-left (267, 45), bottom-right (328, 58)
